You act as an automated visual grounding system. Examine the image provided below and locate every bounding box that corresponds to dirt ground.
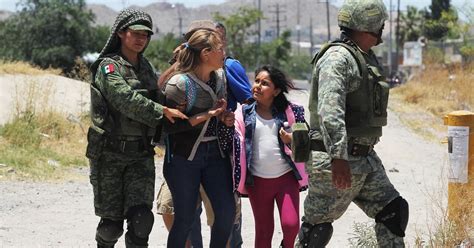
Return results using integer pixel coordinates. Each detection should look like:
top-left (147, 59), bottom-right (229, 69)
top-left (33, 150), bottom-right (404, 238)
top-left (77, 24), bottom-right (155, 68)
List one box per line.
top-left (0, 76), bottom-right (448, 247)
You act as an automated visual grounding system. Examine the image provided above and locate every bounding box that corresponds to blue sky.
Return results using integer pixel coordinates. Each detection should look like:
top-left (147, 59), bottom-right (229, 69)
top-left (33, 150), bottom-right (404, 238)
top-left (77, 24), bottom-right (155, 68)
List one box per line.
top-left (1, 0), bottom-right (471, 13)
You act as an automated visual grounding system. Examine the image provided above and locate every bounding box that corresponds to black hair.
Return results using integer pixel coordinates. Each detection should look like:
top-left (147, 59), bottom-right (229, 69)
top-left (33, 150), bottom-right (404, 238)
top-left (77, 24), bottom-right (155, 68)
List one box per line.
top-left (214, 22), bottom-right (226, 31)
top-left (254, 65), bottom-right (294, 113)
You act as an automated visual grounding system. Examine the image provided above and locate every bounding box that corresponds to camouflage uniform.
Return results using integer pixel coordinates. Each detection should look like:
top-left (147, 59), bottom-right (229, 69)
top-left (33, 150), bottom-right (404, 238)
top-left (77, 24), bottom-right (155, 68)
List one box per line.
top-left (296, 0), bottom-right (408, 247)
top-left (87, 9), bottom-right (163, 248)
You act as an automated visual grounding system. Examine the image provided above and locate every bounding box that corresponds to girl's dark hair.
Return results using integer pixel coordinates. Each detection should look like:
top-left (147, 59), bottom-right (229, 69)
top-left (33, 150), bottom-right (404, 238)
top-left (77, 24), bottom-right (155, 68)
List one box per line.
top-left (255, 65), bottom-right (294, 113)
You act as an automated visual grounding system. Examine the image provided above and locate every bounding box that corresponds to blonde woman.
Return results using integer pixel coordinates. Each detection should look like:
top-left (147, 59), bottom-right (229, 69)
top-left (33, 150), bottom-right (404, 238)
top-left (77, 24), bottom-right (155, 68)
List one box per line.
top-left (163, 29), bottom-right (236, 248)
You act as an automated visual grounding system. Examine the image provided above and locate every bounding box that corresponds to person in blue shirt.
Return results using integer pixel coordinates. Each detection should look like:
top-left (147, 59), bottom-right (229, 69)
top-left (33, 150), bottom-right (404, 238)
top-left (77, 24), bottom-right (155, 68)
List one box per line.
top-left (214, 21), bottom-right (252, 248)
top-left (210, 22), bottom-right (253, 112)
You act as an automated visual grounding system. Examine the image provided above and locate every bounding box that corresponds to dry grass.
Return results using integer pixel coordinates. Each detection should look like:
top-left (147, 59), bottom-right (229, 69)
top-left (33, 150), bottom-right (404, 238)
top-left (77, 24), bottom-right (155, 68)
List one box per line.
top-left (0, 110), bottom-right (90, 181)
top-left (391, 62), bottom-right (474, 246)
top-left (390, 63), bottom-right (473, 141)
top-left (0, 70), bottom-right (165, 181)
top-left (0, 74), bottom-right (88, 180)
top-left (0, 60), bottom-right (61, 75)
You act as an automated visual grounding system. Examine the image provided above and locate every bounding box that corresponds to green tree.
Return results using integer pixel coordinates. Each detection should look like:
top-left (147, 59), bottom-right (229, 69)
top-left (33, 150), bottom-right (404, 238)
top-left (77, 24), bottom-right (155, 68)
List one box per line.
top-left (280, 54), bottom-right (312, 80)
top-left (0, 0), bottom-right (96, 72)
top-left (398, 6), bottom-right (424, 46)
top-left (260, 30), bottom-right (292, 68)
top-left (144, 33), bottom-right (181, 72)
top-left (213, 7), bottom-right (263, 68)
top-left (458, 1), bottom-right (474, 63)
top-left (90, 25), bottom-right (111, 53)
top-left (430, 0), bottom-right (450, 19)
top-left (422, 0), bottom-right (459, 40)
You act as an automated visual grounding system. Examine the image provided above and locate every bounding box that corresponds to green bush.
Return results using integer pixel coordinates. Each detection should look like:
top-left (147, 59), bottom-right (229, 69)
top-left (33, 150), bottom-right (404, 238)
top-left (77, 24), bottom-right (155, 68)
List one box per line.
top-left (0, 0), bottom-right (97, 73)
top-left (1, 111), bottom-right (41, 148)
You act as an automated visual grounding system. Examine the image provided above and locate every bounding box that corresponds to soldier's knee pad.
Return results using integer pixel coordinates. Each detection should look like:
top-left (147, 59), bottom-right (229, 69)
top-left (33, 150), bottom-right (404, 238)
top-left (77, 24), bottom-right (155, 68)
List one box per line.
top-left (298, 222), bottom-right (333, 248)
top-left (375, 196), bottom-right (409, 237)
top-left (127, 205), bottom-right (154, 239)
top-left (96, 218), bottom-right (124, 242)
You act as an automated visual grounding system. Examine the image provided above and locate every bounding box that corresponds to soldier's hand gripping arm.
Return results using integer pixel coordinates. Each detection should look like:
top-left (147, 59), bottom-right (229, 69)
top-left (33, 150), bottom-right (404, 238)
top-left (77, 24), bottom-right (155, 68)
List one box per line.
top-left (163, 106), bottom-right (188, 123)
top-left (97, 60), bottom-right (187, 128)
top-left (317, 49), bottom-right (353, 189)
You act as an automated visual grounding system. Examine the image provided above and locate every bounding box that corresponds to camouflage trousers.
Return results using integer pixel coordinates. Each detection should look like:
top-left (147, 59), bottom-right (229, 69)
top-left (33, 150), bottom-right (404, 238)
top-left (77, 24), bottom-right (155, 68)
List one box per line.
top-left (297, 159), bottom-right (405, 248)
top-left (89, 151), bottom-right (156, 220)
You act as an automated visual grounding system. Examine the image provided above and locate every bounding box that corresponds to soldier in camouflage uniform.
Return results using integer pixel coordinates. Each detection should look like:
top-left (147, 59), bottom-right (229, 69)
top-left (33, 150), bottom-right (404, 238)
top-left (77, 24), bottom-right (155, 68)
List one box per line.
top-left (295, 0), bottom-right (409, 247)
top-left (87, 9), bottom-right (187, 248)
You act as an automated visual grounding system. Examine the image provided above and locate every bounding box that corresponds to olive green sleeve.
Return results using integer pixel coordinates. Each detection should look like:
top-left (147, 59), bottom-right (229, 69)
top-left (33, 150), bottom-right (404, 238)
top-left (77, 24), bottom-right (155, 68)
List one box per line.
top-left (95, 59), bottom-right (164, 128)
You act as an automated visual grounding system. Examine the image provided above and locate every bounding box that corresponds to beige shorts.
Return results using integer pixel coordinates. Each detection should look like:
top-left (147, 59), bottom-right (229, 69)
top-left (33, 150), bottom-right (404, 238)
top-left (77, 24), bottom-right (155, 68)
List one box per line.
top-left (156, 181), bottom-right (215, 226)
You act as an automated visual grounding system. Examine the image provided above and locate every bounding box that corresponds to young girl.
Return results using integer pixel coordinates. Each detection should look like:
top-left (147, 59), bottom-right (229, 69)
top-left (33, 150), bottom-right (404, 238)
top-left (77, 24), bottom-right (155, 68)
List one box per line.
top-left (233, 65), bottom-right (308, 248)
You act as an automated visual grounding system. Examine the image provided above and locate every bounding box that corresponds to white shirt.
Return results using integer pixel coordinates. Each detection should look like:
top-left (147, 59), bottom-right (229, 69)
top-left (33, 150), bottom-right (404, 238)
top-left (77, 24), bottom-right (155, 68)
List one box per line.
top-left (250, 113), bottom-right (292, 178)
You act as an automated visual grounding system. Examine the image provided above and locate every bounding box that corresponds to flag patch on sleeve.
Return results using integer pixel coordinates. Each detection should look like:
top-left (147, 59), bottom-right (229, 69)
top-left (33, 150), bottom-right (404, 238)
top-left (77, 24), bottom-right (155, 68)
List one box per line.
top-left (102, 64), bottom-right (115, 74)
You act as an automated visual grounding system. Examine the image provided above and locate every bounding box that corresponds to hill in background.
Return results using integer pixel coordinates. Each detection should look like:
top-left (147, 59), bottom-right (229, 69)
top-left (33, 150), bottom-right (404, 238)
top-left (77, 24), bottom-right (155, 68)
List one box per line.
top-left (88, 0), bottom-right (340, 43)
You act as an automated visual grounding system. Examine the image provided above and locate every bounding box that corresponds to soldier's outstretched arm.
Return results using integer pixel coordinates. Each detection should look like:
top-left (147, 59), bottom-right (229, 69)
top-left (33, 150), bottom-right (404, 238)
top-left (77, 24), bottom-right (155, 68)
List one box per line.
top-left (96, 59), bottom-right (177, 128)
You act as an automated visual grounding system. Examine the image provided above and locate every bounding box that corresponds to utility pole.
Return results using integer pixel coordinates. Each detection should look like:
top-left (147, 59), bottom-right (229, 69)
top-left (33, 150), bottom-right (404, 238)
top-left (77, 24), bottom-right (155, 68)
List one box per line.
top-left (326, 0), bottom-right (331, 41)
top-left (269, 3), bottom-right (286, 38)
top-left (276, 4), bottom-right (281, 37)
top-left (178, 16), bottom-right (183, 36)
top-left (310, 17), bottom-right (314, 55)
top-left (318, 0), bottom-right (331, 41)
top-left (395, 0), bottom-right (400, 74)
top-left (388, 0), bottom-right (393, 77)
top-left (297, 0), bottom-right (301, 54)
top-left (172, 4), bottom-right (183, 37)
top-left (257, 0), bottom-right (261, 68)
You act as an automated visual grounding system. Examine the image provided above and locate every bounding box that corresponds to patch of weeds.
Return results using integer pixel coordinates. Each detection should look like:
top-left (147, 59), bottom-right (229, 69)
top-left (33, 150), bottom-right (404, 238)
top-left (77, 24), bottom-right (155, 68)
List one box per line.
top-left (348, 222), bottom-right (377, 248)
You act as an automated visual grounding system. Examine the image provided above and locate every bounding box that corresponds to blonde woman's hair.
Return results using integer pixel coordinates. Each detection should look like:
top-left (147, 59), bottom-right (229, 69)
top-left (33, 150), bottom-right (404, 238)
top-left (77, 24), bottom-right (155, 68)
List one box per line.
top-left (176, 29), bottom-right (222, 73)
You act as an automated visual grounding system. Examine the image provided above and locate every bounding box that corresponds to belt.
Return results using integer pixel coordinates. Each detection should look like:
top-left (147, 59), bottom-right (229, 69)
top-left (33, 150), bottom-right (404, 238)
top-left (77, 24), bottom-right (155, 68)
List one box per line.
top-left (105, 138), bottom-right (152, 153)
top-left (310, 140), bottom-right (373, 157)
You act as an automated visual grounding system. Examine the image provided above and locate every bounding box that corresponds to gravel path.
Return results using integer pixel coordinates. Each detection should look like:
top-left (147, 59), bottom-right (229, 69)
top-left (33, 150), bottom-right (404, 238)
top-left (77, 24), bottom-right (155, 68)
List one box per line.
top-left (0, 78), bottom-right (448, 247)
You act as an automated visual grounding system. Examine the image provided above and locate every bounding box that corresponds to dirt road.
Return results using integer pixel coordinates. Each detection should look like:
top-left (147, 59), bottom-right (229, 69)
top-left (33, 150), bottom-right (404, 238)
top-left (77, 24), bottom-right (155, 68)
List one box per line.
top-left (0, 77), bottom-right (448, 247)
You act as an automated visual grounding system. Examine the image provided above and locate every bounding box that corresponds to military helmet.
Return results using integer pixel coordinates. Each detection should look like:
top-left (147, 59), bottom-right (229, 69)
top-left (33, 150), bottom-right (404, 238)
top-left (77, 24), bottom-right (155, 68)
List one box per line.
top-left (338, 0), bottom-right (388, 34)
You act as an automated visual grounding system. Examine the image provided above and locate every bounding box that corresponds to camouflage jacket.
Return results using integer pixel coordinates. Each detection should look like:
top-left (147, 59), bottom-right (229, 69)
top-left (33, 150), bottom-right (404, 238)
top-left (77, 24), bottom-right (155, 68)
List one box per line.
top-left (92, 53), bottom-right (163, 138)
top-left (308, 43), bottom-right (382, 174)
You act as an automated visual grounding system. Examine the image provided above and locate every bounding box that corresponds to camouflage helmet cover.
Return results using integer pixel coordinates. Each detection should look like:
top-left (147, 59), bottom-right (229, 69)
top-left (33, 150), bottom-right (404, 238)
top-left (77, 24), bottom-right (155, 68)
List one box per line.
top-left (338, 0), bottom-right (388, 33)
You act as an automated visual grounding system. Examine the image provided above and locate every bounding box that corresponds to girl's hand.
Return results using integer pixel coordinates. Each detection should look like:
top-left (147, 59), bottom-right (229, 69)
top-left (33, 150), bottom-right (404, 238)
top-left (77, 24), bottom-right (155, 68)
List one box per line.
top-left (220, 111), bottom-right (235, 127)
top-left (279, 127), bottom-right (292, 144)
top-left (208, 99), bottom-right (227, 117)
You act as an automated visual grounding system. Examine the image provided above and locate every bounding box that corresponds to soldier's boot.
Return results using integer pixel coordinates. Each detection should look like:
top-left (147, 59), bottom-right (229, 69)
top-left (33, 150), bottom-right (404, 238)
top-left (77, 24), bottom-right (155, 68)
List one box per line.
top-left (96, 218), bottom-right (124, 248)
top-left (296, 222), bottom-right (333, 248)
top-left (125, 205), bottom-right (154, 248)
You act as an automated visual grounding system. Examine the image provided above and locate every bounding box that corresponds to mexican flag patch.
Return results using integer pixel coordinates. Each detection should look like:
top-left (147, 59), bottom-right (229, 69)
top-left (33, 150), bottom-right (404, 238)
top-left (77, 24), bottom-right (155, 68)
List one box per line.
top-left (102, 64), bottom-right (115, 74)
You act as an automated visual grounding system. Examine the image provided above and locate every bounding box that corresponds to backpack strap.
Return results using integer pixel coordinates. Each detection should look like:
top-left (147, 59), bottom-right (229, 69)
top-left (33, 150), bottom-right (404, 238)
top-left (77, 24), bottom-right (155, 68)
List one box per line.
top-left (180, 74), bottom-right (197, 113)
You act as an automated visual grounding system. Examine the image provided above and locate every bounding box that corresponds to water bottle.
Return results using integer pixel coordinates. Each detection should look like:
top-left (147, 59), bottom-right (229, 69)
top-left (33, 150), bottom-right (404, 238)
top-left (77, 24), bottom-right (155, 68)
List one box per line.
top-left (283, 121), bottom-right (292, 133)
